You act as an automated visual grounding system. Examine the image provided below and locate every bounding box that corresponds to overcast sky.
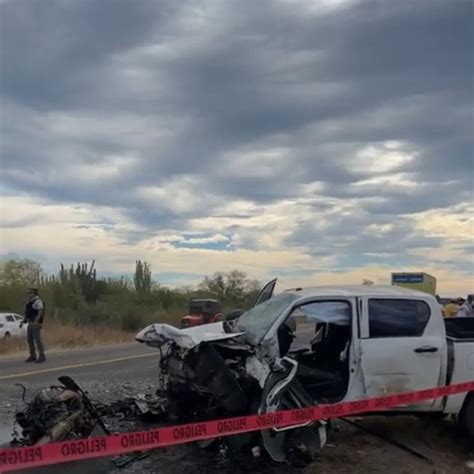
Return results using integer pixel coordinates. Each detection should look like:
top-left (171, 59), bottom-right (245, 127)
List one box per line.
top-left (0, 0), bottom-right (473, 294)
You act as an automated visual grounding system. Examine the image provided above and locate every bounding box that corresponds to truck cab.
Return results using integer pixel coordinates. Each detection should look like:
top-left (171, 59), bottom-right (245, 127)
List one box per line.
top-left (137, 282), bottom-right (474, 463)
top-left (252, 284), bottom-right (474, 434)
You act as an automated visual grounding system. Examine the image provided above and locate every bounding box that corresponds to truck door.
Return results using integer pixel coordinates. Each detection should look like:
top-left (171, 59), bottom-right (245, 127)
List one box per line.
top-left (253, 278), bottom-right (277, 307)
top-left (359, 297), bottom-right (447, 410)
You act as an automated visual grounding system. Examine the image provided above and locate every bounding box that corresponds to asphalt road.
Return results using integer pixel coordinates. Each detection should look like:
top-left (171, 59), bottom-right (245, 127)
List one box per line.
top-left (0, 343), bottom-right (160, 442)
top-left (0, 325), bottom-right (314, 384)
top-left (0, 342), bottom-right (158, 382)
top-left (0, 327), bottom-right (314, 439)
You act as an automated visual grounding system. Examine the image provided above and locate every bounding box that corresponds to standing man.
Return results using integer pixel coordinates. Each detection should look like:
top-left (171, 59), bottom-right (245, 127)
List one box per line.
top-left (456, 297), bottom-right (472, 318)
top-left (23, 288), bottom-right (46, 363)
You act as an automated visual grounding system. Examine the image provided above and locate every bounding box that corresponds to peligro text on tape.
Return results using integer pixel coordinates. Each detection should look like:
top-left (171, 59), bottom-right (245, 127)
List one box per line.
top-left (1, 380), bottom-right (473, 473)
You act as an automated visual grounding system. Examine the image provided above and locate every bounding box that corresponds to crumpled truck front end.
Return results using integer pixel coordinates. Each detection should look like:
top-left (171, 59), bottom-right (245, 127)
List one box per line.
top-left (136, 323), bottom-right (327, 464)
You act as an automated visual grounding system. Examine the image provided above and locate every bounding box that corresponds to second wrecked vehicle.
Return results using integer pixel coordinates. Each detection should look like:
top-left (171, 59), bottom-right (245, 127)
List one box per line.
top-left (136, 280), bottom-right (474, 463)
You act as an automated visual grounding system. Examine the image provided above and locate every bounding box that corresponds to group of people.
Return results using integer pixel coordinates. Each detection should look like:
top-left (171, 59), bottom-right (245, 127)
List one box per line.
top-left (441, 296), bottom-right (473, 318)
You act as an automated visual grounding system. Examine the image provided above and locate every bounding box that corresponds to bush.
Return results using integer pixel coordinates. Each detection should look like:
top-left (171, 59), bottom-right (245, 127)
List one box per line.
top-left (0, 258), bottom-right (262, 338)
top-left (119, 308), bottom-right (145, 332)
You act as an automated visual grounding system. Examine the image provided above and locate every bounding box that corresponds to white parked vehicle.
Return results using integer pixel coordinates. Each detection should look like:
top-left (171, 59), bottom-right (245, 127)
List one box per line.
top-left (0, 312), bottom-right (27, 339)
top-left (137, 281), bottom-right (474, 463)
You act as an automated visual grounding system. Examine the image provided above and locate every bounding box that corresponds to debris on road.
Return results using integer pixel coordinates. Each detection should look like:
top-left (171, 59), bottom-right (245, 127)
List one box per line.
top-left (12, 380), bottom-right (96, 446)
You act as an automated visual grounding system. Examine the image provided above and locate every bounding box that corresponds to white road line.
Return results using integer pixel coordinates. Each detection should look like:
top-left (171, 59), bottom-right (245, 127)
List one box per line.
top-left (0, 353), bottom-right (157, 381)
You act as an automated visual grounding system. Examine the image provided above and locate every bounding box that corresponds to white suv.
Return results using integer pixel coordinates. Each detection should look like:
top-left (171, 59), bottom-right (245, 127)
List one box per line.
top-left (0, 313), bottom-right (27, 339)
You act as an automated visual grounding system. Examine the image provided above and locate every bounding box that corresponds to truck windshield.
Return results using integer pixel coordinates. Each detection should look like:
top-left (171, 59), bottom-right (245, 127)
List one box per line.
top-left (235, 292), bottom-right (299, 344)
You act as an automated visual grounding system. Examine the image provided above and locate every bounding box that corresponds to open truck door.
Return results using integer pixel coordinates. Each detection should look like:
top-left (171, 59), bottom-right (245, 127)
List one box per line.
top-left (253, 278), bottom-right (277, 307)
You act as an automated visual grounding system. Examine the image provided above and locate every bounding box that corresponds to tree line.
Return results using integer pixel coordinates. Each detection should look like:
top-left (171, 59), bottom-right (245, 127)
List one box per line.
top-left (0, 258), bottom-right (261, 331)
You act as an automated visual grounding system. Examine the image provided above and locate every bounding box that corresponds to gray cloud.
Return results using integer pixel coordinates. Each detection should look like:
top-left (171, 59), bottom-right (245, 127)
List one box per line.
top-left (0, 0), bottom-right (179, 108)
top-left (1, 0), bottom-right (473, 274)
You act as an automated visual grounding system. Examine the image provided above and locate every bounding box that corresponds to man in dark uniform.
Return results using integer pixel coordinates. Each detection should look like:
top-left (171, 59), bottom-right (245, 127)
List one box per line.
top-left (23, 288), bottom-right (46, 363)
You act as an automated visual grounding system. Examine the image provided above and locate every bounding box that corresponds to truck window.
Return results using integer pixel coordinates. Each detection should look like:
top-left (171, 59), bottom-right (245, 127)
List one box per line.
top-left (368, 299), bottom-right (430, 338)
top-left (290, 301), bottom-right (352, 350)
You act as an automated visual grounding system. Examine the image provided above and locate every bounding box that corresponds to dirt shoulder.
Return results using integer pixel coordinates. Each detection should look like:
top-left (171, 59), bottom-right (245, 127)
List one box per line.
top-left (104, 416), bottom-right (473, 474)
top-left (314, 416), bottom-right (472, 474)
top-left (0, 323), bottom-right (134, 356)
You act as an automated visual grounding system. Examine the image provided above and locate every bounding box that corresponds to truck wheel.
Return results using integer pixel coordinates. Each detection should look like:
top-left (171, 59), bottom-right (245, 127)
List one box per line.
top-left (4, 332), bottom-right (11, 339)
top-left (460, 393), bottom-right (474, 437)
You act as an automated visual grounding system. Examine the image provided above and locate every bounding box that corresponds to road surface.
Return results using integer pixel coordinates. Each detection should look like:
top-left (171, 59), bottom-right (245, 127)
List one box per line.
top-left (0, 342), bottom-right (157, 383)
top-left (0, 328), bottom-right (315, 472)
top-left (0, 324), bottom-right (314, 384)
top-left (0, 343), bottom-right (159, 441)
top-left (0, 327), bottom-right (314, 438)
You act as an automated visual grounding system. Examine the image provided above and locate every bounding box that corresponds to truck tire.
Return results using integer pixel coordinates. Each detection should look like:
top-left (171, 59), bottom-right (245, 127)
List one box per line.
top-left (4, 332), bottom-right (11, 339)
top-left (459, 393), bottom-right (474, 437)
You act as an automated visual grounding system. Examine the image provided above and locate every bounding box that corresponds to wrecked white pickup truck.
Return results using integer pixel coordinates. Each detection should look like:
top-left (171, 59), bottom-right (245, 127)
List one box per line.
top-left (136, 281), bottom-right (474, 463)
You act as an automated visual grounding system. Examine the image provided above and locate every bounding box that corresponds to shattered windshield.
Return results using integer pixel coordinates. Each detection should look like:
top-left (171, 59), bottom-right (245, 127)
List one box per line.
top-left (299, 301), bottom-right (351, 326)
top-left (235, 292), bottom-right (300, 344)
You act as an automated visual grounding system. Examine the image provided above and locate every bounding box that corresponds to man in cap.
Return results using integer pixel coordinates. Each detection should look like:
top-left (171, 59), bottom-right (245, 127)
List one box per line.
top-left (456, 297), bottom-right (472, 318)
top-left (23, 288), bottom-right (46, 363)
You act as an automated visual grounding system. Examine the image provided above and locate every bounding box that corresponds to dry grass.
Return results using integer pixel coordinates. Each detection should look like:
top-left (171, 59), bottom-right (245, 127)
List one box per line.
top-left (0, 321), bottom-right (134, 356)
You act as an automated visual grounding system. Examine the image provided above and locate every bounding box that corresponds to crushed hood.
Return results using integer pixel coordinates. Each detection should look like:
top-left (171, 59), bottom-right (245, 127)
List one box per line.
top-left (136, 322), bottom-right (244, 350)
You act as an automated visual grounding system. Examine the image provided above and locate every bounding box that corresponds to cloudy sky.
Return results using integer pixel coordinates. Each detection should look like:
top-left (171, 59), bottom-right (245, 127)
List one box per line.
top-left (0, 0), bottom-right (473, 294)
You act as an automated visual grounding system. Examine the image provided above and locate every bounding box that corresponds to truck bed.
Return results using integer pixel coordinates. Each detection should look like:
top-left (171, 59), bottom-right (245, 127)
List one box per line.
top-left (444, 318), bottom-right (474, 340)
top-left (444, 331), bottom-right (474, 414)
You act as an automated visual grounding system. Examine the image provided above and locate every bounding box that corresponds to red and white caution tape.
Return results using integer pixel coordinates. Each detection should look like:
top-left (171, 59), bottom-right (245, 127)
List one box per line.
top-left (1, 380), bottom-right (473, 472)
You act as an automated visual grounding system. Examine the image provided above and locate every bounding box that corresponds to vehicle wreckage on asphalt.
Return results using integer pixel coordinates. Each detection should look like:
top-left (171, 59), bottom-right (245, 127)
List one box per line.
top-left (11, 376), bottom-right (106, 447)
top-left (10, 280), bottom-right (474, 468)
top-left (135, 279), bottom-right (349, 463)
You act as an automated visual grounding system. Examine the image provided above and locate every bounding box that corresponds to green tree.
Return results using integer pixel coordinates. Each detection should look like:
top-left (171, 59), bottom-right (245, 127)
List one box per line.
top-left (199, 271), bottom-right (226, 300)
top-left (58, 260), bottom-right (103, 303)
top-left (0, 258), bottom-right (45, 286)
top-left (198, 270), bottom-right (261, 306)
top-left (134, 260), bottom-right (152, 298)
